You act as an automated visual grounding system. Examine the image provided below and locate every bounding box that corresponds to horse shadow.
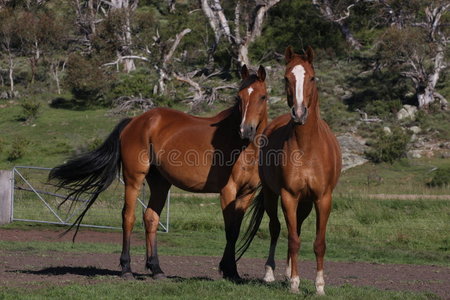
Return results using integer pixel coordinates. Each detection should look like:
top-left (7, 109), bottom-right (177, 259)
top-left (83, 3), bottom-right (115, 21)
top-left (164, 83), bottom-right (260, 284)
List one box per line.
top-left (11, 266), bottom-right (216, 282)
top-left (12, 266), bottom-right (122, 277)
top-left (11, 266), bottom-right (282, 287)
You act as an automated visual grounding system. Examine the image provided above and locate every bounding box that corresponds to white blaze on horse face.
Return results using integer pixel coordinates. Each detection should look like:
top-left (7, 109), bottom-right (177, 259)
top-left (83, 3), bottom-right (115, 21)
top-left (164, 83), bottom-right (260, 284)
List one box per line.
top-left (247, 87), bottom-right (254, 95)
top-left (240, 99), bottom-right (250, 132)
top-left (292, 65), bottom-right (306, 109)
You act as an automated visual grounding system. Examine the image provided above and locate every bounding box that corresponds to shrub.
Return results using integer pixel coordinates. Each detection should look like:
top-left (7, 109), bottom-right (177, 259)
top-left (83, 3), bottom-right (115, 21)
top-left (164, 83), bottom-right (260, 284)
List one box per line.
top-left (365, 127), bottom-right (410, 164)
top-left (19, 98), bottom-right (41, 122)
top-left (107, 73), bottom-right (153, 103)
top-left (428, 167), bottom-right (450, 188)
top-left (364, 99), bottom-right (402, 119)
top-left (64, 53), bottom-right (112, 106)
top-left (7, 137), bottom-right (30, 161)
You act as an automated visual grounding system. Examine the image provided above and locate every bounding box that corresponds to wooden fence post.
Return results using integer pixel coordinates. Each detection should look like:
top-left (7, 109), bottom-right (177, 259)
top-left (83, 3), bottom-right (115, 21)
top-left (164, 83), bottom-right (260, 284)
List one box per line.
top-left (0, 170), bottom-right (13, 225)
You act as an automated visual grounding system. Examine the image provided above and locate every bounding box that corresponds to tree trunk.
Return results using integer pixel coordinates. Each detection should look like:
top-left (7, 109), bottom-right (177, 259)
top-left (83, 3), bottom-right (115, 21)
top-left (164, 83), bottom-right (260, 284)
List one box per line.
top-left (122, 7), bottom-right (135, 73)
top-left (8, 54), bottom-right (14, 93)
top-left (337, 21), bottom-right (362, 50)
top-left (50, 61), bottom-right (62, 95)
top-left (417, 87), bottom-right (434, 109)
top-left (417, 43), bottom-right (446, 109)
top-left (237, 42), bottom-right (250, 67)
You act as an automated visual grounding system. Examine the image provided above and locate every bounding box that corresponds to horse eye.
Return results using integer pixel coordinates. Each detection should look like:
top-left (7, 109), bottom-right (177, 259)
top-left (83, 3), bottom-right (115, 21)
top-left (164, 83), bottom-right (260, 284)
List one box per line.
top-left (311, 77), bottom-right (315, 82)
top-left (261, 95), bottom-right (267, 100)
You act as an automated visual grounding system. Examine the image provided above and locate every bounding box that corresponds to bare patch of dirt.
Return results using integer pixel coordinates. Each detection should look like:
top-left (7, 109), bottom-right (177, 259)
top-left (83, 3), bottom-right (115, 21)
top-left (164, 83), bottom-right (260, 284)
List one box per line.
top-left (0, 228), bottom-right (448, 298)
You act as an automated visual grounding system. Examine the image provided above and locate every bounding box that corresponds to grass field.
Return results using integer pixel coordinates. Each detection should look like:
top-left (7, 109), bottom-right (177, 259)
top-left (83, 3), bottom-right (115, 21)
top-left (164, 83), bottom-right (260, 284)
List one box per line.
top-left (0, 278), bottom-right (438, 300)
top-left (6, 188), bottom-right (450, 267)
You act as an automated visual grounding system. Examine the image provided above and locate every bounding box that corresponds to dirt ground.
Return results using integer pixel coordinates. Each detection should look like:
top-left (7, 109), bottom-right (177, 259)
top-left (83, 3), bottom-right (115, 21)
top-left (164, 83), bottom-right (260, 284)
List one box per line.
top-left (0, 229), bottom-right (449, 298)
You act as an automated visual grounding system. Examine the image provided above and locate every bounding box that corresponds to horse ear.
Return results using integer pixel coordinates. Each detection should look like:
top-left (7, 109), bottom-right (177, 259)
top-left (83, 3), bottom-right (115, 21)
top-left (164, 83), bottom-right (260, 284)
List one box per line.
top-left (305, 46), bottom-right (314, 64)
top-left (240, 64), bottom-right (249, 80)
top-left (257, 65), bottom-right (266, 82)
top-left (285, 45), bottom-right (295, 63)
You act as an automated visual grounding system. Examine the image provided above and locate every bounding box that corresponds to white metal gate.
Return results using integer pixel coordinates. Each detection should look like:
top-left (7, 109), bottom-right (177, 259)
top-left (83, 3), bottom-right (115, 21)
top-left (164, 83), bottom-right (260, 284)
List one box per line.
top-left (12, 166), bottom-right (170, 232)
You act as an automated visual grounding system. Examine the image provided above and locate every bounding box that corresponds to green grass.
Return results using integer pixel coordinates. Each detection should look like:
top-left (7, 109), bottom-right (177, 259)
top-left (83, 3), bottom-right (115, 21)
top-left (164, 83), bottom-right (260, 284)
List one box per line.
top-left (3, 193), bottom-right (449, 266)
top-left (336, 158), bottom-right (450, 195)
top-left (0, 277), bottom-right (438, 300)
top-left (0, 97), bottom-right (121, 169)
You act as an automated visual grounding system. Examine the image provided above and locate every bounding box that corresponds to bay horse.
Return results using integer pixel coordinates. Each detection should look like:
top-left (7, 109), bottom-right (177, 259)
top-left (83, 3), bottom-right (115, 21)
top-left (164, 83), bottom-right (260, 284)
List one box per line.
top-left (49, 65), bottom-right (268, 280)
top-left (237, 46), bottom-right (341, 294)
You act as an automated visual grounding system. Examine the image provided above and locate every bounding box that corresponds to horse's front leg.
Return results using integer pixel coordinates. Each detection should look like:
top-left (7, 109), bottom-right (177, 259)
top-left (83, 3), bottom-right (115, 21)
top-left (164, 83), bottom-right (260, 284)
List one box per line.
top-left (219, 187), bottom-right (253, 280)
top-left (313, 192), bottom-right (332, 295)
top-left (144, 172), bottom-right (170, 279)
top-left (280, 189), bottom-right (300, 293)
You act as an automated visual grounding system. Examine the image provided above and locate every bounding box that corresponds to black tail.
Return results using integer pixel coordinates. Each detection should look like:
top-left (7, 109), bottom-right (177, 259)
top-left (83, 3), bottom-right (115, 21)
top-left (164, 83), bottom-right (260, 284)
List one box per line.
top-left (48, 118), bottom-right (132, 240)
top-left (235, 189), bottom-right (265, 261)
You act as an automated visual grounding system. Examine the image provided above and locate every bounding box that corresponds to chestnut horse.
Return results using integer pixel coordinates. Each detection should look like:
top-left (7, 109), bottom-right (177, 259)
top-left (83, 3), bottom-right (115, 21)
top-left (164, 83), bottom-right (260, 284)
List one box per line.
top-left (49, 65), bottom-right (268, 279)
top-left (237, 47), bottom-right (341, 294)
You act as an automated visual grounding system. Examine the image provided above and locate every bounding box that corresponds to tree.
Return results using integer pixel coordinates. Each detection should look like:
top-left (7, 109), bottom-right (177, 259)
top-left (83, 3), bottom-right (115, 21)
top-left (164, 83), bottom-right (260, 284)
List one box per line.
top-left (16, 9), bottom-right (64, 84)
top-left (0, 9), bottom-right (17, 95)
top-left (73, 0), bottom-right (139, 73)
top-left (311, 0), bottom-right (362, 50)
top-left (377, 0), bottom-right (449, 109)
top-left (200, 0), bottom-right (281, 67)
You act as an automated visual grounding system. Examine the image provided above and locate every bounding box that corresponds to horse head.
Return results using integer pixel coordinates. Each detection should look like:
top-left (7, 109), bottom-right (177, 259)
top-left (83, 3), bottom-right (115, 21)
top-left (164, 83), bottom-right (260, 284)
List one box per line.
top-left (284, 45), bottom-right (317, 125)
top-left (237, 65), bottom-right (268, 141)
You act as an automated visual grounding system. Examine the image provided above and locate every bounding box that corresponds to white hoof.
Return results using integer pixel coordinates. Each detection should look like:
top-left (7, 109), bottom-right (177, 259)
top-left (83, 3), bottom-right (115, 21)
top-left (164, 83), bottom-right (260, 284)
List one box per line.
top-left (263, 265), bottom-right (275, 283)
top-left (316, 288), bottom-right (325, 296)
top-left (315, 270), bottom-right (325, 295)
top-left (289, 276), bottom-right (300, 294)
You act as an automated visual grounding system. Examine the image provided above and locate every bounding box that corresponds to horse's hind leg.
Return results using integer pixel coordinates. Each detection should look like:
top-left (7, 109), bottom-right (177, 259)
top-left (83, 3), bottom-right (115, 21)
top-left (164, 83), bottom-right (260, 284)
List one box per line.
top-left (144, 168), bottom-right (171, 279)
top-left (263, 187), bottom-right (280, 283)
top-left (313, 192), bottom-right (332, 295)
top-left (120, 169), bottom-right (147, 278)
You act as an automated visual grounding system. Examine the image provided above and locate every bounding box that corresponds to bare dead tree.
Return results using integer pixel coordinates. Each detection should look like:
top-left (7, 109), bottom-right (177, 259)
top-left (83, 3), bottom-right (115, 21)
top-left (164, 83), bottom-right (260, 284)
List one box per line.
top-left (378, 1), bottom-right (449, 109)
top-left (200, 0), bottom-right (281, 67)
top-left (105, 0), bottom-right (139, 72)
top-left (0, 11), bottom-right (15, 94)
top-left (167, 0), bottom-right (176, 13)
top-left (73, 0), bottom-right (139, 72)
top-left (50, 59), bottom-right (66, 95)
top-left (174, 71), bottom-right (237, 107)
top-left (312, 0), bottom-right (362, 50)
top-left (73, 0), bottom-right (103, 50)
top-left (102, 27), bottom-right (192, 95)
top-left (109, 95), bottom-right (155, 116)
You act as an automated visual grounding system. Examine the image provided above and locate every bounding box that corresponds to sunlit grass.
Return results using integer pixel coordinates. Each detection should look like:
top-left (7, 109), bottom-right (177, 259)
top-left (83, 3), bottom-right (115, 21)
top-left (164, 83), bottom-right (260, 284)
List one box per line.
top-left (0, 276), bottom-right (436, 300)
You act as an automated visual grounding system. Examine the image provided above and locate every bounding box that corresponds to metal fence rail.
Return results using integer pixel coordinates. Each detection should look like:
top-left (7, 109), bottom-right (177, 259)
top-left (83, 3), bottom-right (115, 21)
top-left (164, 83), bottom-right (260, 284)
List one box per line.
top-left (12, 166), bottom-right (170, 232)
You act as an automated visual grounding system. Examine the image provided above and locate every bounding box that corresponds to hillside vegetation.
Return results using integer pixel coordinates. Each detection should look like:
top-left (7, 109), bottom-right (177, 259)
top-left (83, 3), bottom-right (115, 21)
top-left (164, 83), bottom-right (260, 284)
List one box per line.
top-left (0, 0), bottom-right (449, 175)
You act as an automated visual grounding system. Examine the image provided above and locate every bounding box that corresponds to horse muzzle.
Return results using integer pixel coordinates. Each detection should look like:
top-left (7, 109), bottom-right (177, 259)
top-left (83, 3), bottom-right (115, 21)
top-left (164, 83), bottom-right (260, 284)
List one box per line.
top-left (240, 124), bottom-right (256, 141)
top-left (291, 106), bottom-right (308, 125)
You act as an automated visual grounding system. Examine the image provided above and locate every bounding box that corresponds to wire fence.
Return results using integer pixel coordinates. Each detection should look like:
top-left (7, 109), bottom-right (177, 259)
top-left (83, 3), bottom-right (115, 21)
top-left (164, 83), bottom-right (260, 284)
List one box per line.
top-left (12, 166), bottom-right (170, 232)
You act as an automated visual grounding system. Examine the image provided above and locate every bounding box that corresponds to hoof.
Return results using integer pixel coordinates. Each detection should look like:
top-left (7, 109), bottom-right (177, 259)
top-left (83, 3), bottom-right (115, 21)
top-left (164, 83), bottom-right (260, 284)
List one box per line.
top-left (121, 272), bottom-right (134, 280)
top-left (263, 266), bottom-right (275, 283)
top-left (152, 272), bottom-right (167, 280)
